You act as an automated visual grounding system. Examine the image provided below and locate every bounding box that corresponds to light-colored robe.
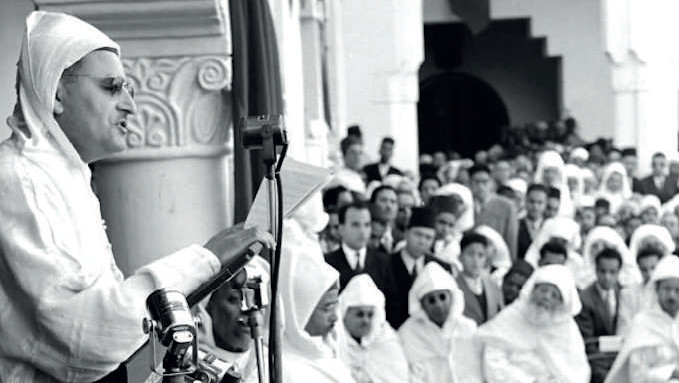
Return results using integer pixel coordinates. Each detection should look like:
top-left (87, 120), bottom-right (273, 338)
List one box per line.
top-left (606, 256), bottom-right (679, 383)
top-left (0, 11), bottom-right (222, 383)
top-left (398, 262), bottom-right (483, 383)
top-left (477, 265), bottom-right (591, 383)
top-left (280, 238), bottom-right (355, 383)
top-left (338, 274), bottom-right (409, 383)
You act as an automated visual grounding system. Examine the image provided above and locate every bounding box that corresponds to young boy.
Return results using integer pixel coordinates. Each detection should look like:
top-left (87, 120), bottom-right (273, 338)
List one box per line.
top-left (455, 232), bottom-right (504, 325)
top-left (518, 184), bottom-right (548, 259)
top-left (575, 248), bottom-right (623, 383)
top-left (538, 239), bottom-right (569, 266)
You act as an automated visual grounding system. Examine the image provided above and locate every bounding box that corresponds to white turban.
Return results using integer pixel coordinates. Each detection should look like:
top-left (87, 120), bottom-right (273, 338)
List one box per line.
top-left (9, 11), bottom-right (120, 171)
top-left (629, 224), bottom-right (675, 258)
top-left (409, 262), bottom-right (465, 318)
top-left (520, 264), bottom-right (582, 317)
top-left (433, 182), bottom-right (474, 232)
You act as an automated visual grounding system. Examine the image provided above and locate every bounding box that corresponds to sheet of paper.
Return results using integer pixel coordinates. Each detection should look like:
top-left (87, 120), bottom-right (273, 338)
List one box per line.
top-left (244, 158), bottom-right (332, 230)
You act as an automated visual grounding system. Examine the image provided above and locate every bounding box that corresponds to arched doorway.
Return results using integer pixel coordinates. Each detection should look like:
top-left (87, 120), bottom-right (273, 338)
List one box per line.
top-left (418, 72), bottom-right (509, 158)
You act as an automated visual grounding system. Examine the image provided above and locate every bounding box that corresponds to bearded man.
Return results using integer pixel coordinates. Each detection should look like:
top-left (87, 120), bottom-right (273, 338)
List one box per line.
top-left (477, 265), bottom-right (590, 383)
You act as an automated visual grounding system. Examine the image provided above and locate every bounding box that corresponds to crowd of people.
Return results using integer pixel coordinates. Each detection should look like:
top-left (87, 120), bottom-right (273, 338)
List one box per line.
top-left (278, 125), bottom-right (679, 383)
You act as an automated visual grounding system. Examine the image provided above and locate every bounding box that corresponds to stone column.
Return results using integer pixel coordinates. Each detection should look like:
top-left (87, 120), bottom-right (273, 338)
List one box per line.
top-left (341, 0), bottom-right (423, 172)
top-left (36, 0), bottom-right (234, 275)
top-left (605, 0), bottom-right (679, 174)
top-left (300, 0), bottom-right (331, 166)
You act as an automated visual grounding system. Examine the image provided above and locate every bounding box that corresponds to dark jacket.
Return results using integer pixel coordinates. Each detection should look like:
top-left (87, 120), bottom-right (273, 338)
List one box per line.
top-left (575, 282), bottom-right (621, 383)
top-left (373, 250), bottom-right (451, 330)
top-left (455, 274), bottom-right (504, 325)
top-left (324, 246), bottom-right (389, 292)
top-left (363, 163), bottom-right (402, 183)
top-left (634, 174), bottom-right (679, 203)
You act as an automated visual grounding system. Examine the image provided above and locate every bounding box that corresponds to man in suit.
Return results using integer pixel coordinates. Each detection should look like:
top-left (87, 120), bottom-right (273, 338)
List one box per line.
top-left (324, 201), bottom-right (388, 291)
top-left (621, 147), bottom-right (640, 190)
top-left (363, 137), bottom-right (402, 183)
top-left (634, 152), bottom-right (679, 203)
top-left (455, 231), bottom-right (504, 325)
top-left (518, 184), bottom-right (548, 259)
top-left (377, 207), bottom-right (450, 329)
top-left (369, 185), bottom-right (403, 254)
top-left (575, 248), bottom-right (624, 383)
top-left (470, 164), bottom-right (519, 261)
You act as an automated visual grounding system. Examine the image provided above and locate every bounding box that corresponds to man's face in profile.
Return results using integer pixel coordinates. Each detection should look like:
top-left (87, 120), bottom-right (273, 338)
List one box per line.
top-left (305, 284), bottom-right (340, 337)
top-left (657, 278), bottom-right (679, 318)
top-left (55, 49), bottom-right (136, 163)
top-left (207, 283), bottom-right (252, 352)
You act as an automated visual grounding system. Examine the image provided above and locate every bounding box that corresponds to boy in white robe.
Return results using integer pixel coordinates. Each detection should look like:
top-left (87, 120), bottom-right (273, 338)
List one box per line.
top-left (605, 256), bottom-right (679, 383)
top-left (339, 274), bottom-right (409, 383)
top-left (398, 262), bottom-right (482, 383)
top-left (478, 264), bottom-right (591, 383)
top-left (279, 245), bottom-right (355, 383)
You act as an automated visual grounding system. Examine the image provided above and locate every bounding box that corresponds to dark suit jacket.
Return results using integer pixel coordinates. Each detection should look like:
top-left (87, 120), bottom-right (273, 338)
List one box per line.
top-left (575, 283), bottom-right (621, 383)
top-left (455, 274), bottom-right (503, 325)
top-left (363, 163), bottom-right (402, 183)
top-left (517, 218), bottom-right (535, 260)
top-left (475, 195), bottom-right (518, 262)
top-left (634, 174), bottom-right (679, 203)
top-left (324, 247), bottom-right (389, 292)
top-left (373, 250), bottom-right (451, 330)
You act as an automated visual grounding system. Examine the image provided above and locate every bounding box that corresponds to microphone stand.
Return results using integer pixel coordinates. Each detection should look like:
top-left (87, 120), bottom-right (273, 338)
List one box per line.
top-left (240, 115), bottom-right (287, 383)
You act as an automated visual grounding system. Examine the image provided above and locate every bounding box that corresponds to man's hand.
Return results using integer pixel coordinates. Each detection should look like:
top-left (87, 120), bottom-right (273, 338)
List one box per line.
top-left (204, 225), bottom-right (275, 266)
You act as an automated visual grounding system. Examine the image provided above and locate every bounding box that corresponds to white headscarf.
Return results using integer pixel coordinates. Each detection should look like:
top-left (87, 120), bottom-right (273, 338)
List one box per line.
top-left (506, 177), bottom-right (527, 196)
top-left (338, 274), bottom-right (408, 383)
top-left (640, 194), bottom-right (662, 217)
top-left (8, 11), bottom-right (120, 171)
top-left (534, 150), bottom-right (574, 217)
top-left (433, 183), bottom-right (474, 232)
top-left (570, 147), bottom-right (589, 162)
top-left (629, 224), bottom-right (676, 259)
top-left (477, 265), bottom-right (590, 383)
top-left (605, 256), bottom-right (679, 383)
top-left (399, 262), bottom-right (481, 383)
top-left (280, 244), bottom-right (355, 382)
top-left (596, 162), bottom-right (632, 214)
top-left (524, 217), bottom-right (586, 287)
top-left (580, 226), bottom-right (642, 287)
top-left (475, 225), bottom-right (512, 285)
top-left (564, 164), bottom-right (586, 202)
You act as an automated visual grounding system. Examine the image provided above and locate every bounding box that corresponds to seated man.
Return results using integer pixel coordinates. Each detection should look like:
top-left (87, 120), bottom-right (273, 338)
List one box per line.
top-left (324, 201), bottom-right (388, 291)
top-left (192, 258), bottom-right (270, 383)
top-left (617, 246), bottom-right (664, 336)
top-left (605, 256), bottom-right (679, 382)
top-left (478, 265), bottom-right (591, 383)
top-left (502, 259), bottom-right (534, 305)
top-left (280, 247), bottom-right (355, 382)
top-left (398, 263), bottom-right (482, 383)
top-left (575, 248), bottom-right (623, 383)
top-left (379, 207), bottom-right (450, 329)
top-left (455, 232), bottom-right (504, 325)
top-left (338, 274), bottom-right (409, 383)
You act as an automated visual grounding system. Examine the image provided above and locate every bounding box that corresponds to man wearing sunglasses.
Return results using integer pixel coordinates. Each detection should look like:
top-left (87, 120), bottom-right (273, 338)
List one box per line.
top-left (0, 11), bottom-right (274, 383)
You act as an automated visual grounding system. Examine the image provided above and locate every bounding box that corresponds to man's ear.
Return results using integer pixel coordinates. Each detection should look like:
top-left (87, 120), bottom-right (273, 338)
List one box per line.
top-left (54, 82), bottom-right (65, 115)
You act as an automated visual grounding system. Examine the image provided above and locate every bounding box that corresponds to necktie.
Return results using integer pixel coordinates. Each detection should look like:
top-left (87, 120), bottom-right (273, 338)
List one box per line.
top-left (354, 251), bottom-right (363, 272)
top-left (381, 232), bottom-right (393, 253)
top-left (411, 263), bottom-right (418, 280)
top-left (606, 290), bottom-right (616, 325)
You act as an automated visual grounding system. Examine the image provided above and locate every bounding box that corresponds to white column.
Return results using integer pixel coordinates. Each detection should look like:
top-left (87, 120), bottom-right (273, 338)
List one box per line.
top-left (299, 0), bottom-right (330, 166)
top-left (35, 0), bottom-right (235, 275)
top-left (605, 0), bottom-right (679, 174)
top-left (341, 0), bottom-right (424, 172)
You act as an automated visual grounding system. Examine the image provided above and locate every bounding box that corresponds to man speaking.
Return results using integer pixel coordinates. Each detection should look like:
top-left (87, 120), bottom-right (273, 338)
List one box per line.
top-left (0, 11), bottom-right (273, 382)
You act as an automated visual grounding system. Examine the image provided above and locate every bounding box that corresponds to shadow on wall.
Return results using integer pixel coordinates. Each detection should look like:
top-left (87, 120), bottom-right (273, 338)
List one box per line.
top-left (418, 72), bottom-right (509, 158)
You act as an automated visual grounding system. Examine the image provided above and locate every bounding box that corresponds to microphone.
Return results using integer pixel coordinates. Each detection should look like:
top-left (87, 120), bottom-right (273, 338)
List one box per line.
top-left (143, 289), bottom-right (198, 377)
top-left (186, 242), bottom-right (264, 307)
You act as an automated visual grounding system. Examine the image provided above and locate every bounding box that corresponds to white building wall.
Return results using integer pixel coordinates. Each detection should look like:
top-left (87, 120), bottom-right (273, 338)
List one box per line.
top-left (341, 0), bottom-right (424, 173)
